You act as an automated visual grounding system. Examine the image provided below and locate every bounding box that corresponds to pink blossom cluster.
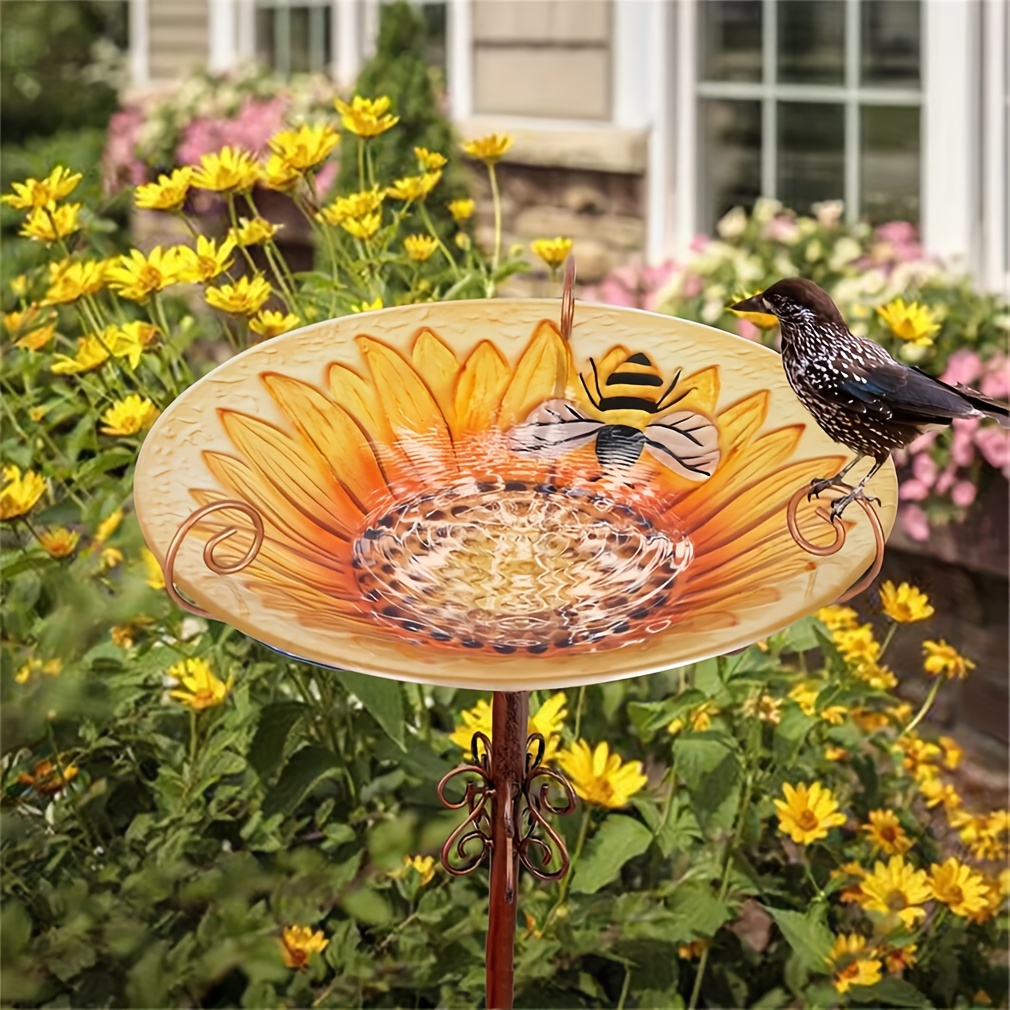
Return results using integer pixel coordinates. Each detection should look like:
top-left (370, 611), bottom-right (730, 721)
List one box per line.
top-left (896, 349), bottom-right (1010, 539)
top-left (102, 106), bottom-right (147, 192)
top-left (582, 260), bottom-right (674, 312)
top-left (176, 96), bottom-right (288, 165)
top-left (865, 220), bottom-right (925, 268)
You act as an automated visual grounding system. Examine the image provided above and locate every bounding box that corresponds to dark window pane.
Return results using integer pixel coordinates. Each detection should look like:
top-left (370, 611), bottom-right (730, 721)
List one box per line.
top-left (777, 1), bottom-right (844, 85)
top-left (777, 102), bottom-right (844, 213)
top-left (422, 2), bottom-right (448, 73)
top-left (861, 105), bottom-right (920, 223)
top-left (700, 99), bottom-right (762, 229)
top-left (289, 7), bottom-right (312, 73)
top-left (255, 7), bottom-right (276, 68)
top-left (861, 0), bottom-right (921, 87)
top-left (700, 0), bottom-right (763, 82)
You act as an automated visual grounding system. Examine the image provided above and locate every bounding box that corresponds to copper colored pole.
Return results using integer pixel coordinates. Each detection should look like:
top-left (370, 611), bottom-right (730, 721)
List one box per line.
top-left (486, 691), bottom-right (528, 1010)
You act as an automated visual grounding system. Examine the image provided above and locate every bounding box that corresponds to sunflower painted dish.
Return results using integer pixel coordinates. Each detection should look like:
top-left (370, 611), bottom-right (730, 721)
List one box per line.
top-left (134, 300), bottom-right (897, 689)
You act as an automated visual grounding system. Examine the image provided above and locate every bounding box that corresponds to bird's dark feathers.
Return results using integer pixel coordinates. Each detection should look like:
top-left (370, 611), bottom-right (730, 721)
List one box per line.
top-left (760, 278), bottom-right (846, 325)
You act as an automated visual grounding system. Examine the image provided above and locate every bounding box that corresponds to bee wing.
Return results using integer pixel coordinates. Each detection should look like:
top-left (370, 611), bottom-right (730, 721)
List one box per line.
top-left (643, 411), bottom-right (721, 480)
top-left (510, 399), bottom-right (602, 456)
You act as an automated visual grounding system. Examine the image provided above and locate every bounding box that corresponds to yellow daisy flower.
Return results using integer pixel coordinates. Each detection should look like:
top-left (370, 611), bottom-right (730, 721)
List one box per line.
top-left (175, 235), bottom-right (236, 284)
top-left (16, 757), bottom-right (78, 794)
top-left (531, 237), bottom-right (573, 268)
top-left (667, 700), bottom-right (720, 735)
top-left (938, 735), bottom-right (963, 770)
top-left (557, 740), bottom-right (647, 808)
top-left (817, 604), bottom-right (859, 631)
top-left (402, 853), bottom-right (436, 885)
top-left (1, 465), bottom-right (46, 521)
top-left (918, 777), bottom-right (961, 811)
top-left (43, 258), bottom-right (108, 304)
top-left (857, 855), bottom-right (932, 929)
top-left (851, 660), bottom-right (898, 691)
top-left (143, 547), bottom-right (166, 590)
top-left (279, 925), bottom-right (328, 970)
top-left (260, 153), bottom-right (302, 192)
top-left (414, 147), bottom-right (447, 171)
top-left (249, 310), bottom-right (301, 339)
top-left (229, 216), bottom-right (281, 246)
top-left (168, 657), bottom-right (232, 710)
top-left (826, 934), bottom-right (883, 994)
top-left (741, 693), bottom-right (783, 724)
top-left (191, 146), bottom-right (260, 192)
top-left (107, 321), bottom-right (159, 369)
top-left (107, 246), bottom-right (184, 301)
top-left (929, 858), bottom-right (990, 917)
top-left (895, 735), bottom-right (942, 779)
top-left (21, 202), bottom-right (81, 243)
top-left (14, 657), bottom-right (63, 683)
top-left (386, 172), bottom-right (441, 202)
top-left (4, 304), bottom-right (58, 350)
top-left (461, 133), bottom-right (514, 164)
top-left (335, 95), bottom-right (399, 138)
top-left (832, 624), bottom-right (881, 668)
top-left (350, 297), bottom-right (383, 313)
top-left (267, 123), bottom-right (339, 173)
top-left (403, 234), bottom-right (439, 262)
top-left (923, 640), bottom-right (975, 680)
top-left (341, 213), bottom-right (381, 241)
top-left (51, 333), bottom-right (111, 374)
top-left (100, 395), bottom-right (160, 437)
top-left (677, 940), bottom-right (708, 960)
top-left (448, 198), bottom-right (475, 222)
top-left (877, 297), bottom-right (940, 346)
top-left (863, 809), bottom-right (913, 856)
top-left (824, 744), bottom-right (848, 761)
top-left (94, 508), bottom-right (123, 544)
top-left (775, 781), bottom-right (846, 845)
top-left (2, 167), bottom-right (81, 209)
top-left (879, 580), bottom-right (934, 623)
top-left (788, 681), bottom-right (820, 717)
top-left (36, 527), bottom-right (79, 558)
top-left (205, 275), bottom-right (273, 316)
top-left (134, 167), bottom-right (194, 211)
top-left (449, 693), bottom-right (568, 762)
top-left (881, 943), bottom-right (917, 976)
top-left (317, 188), bottom-right (384, 226)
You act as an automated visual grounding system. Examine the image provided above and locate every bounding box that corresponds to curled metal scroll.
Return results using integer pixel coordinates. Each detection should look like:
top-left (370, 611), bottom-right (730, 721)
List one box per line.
top-left (560, 254), bottom-right (576, 342)
top-left (518, 733), bottom-right (577, 881)
top-left (786, 482), bottom-right (885, 603)
top-left (162, 500), bottom-right (266, 617)
top-left (436, 732), bottom-right (576, 882)
top-left (437, 732), bottom-right (494, 876)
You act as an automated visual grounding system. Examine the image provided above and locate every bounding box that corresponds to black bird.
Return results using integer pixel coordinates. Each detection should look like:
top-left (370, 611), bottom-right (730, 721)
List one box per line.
top-left (731, 278), bottom-right (1010, 517)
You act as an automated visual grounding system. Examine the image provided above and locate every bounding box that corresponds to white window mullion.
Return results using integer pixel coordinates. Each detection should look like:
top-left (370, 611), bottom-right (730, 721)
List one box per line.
top-left (922, 0), bottom-right (976, 269)
top-left (761, 0), bottom-right (777, 199)
top-left (335, 0), bottom-right (361, 88)
top-left (843, 0), bottom-right (861, 222)
top-left (447, 0), bottom-right (473, 119)
top-left (981, 0), bottom-right (1008, 292)
top-left (129, 0), bottom-right (150, 88)
top-left (673, 0), bottom-right (698, 257)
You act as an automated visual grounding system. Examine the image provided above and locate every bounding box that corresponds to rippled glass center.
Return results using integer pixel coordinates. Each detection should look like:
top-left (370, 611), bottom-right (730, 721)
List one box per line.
top-left (352, 479), bottom-right (694, 653)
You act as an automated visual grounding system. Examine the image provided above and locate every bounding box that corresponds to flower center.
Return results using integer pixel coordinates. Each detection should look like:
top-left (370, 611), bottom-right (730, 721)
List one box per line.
top-left (352, 479), bottom-right (693, 654)
top-left (796, 809), bottom-right (820, 831)
top-left (886, 889), bottom-right (908, 911)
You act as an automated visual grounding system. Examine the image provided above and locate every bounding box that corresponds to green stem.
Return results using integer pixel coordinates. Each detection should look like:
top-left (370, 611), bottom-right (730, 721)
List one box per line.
top-left (548, 807), bottom-right (590, 923)
top-left (878, 621), bottom-right (898, 661)
top-left (487, 161), bottom-right (503, 292)
top-left (899, 676), bottom-right (944, 740)
top-left (418, 201), bottom-right (460, 278)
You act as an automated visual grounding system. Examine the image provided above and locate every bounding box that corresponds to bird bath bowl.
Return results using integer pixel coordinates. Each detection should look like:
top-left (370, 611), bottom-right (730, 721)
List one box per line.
top-left (134, 299), bottom-right (898, 691)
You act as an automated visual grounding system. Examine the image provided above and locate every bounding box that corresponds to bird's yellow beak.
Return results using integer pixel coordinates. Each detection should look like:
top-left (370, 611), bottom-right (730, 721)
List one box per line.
top-left (728, 293), bottom-right (779, 329)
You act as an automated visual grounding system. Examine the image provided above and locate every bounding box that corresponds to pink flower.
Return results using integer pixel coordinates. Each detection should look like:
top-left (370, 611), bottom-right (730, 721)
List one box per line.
top-left (899, 479), bottom-right (929, 502)
top-left (689, 234), bottom-right (710, 254)
top-left (102, 106), bottom-right (146, 192)
top-left (682, 274), bottom-right (703, 299)
top-left (950, 417), bottom-right (980, 467)
top-left (941, 348), bottom-right (983, 388)
top-left (899, 504), bottom-right (930, 541)
top-left (935, 465), bottom-right (957, 495)
top-left (906, 430), bottom-right (937, 454)
top-left (763, 216), bottom-right (799, 243)
top-left (974, 426), bottom-right (1010, 475)
top-left (874, 221), bottom-right (923, 262)
top-left (737, 319), bottom-right (759, 341)
top-left (981, 356), bottom-right (1010, 400)
top-left (911, 452), bottom-right (937, 487)
top-left (951, 481), bottom-right (977, 508)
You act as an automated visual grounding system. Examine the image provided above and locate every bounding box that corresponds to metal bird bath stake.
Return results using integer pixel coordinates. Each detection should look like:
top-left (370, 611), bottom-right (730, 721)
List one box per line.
top-left (134, 261), bottom-right (897, 1009)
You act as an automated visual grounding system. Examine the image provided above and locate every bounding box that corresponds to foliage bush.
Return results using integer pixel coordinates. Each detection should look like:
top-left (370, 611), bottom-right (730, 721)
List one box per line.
top-left (2, 114), bottom-right (1007, 1009)
top-left (644, 200), bottom-right (1010, 541)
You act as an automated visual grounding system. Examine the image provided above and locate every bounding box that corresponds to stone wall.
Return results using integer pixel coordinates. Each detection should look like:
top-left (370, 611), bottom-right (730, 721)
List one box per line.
top-left (467, 161), bottom-right (646, 292)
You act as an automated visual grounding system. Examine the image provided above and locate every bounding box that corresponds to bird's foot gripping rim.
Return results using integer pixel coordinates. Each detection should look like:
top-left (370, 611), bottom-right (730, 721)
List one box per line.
top-left (786, 481), bottom-right (885, 604)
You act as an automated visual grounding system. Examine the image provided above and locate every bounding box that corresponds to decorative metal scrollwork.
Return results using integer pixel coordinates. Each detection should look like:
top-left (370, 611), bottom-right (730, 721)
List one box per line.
top-left (518, 733), bottom-right (577, 881)
top-left (437, 732), bottom-right (494, 876)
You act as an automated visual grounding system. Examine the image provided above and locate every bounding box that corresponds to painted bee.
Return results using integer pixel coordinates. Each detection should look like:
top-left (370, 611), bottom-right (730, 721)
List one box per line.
top-left (510, 352), bottom-right (721, 480)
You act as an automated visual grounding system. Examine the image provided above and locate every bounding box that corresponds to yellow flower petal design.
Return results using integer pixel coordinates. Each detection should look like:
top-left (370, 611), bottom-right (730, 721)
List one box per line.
top-left (497, 320), bottom-right (569, 428)
top-left (411, 329), bottom-right (460, 432)
top-left (134, 302), bottom-right (897, 690)
top-left (455, 341), bottom-right (511, 436)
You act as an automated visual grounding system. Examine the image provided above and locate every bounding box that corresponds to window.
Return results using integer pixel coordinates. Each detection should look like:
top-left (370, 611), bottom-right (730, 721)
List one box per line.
top-left (696, 0), bottom-right (922, 231)
top-left (255, 0), bottom-right (333, 76)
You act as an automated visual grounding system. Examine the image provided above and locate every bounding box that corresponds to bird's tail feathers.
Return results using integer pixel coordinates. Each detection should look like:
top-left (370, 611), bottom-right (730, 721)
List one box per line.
top-left (952, 384), bottom-right (1010, 428)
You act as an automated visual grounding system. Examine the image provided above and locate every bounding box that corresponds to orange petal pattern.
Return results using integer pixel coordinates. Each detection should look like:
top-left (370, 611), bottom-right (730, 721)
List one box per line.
top-left (134, 302), bottom-right (897, 690)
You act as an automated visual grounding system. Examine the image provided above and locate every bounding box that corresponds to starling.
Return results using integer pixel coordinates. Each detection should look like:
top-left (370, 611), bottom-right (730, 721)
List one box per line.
top-left (730, 279), bottom-right (1010, 517)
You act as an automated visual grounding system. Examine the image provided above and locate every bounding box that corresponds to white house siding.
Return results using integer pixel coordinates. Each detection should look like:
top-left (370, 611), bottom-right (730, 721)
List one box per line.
top-left (147, 0), bottom-right (211, 82)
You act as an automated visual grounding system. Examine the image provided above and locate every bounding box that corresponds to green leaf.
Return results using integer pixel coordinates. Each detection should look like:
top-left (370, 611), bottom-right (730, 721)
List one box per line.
top-left (571, 815), bottom-right (653, 894)
top-left (850, 978), bottom-right (931, 1007)
top-left (336, 670), bottom-right (405, 750)
top-left (249, 701), bottom-right (310, 778)
top-left (674, 735), bottom-right (741, 831)
top-left (773, 705), bottom-right (817, 767)
top-left (779, 616), bottom-right (819, 654)
top-left (262, 745), bottom-right (341, 817)
top-left (668, 881), bottom-right (731, 940)
top-left (342, 888), bottom-right (393, 925)
top-left (628, 690), bottom-right (706, 743)
top-left (693, 658), bottom-right (722, 696)
top-left (765, 905), bottom-right (832, 976)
